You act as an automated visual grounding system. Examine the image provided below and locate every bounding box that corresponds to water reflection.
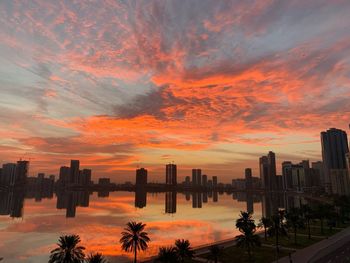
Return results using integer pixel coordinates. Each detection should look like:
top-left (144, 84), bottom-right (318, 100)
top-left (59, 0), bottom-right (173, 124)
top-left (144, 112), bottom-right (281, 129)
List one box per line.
top-left (0, 186), bottom-right (315, 263)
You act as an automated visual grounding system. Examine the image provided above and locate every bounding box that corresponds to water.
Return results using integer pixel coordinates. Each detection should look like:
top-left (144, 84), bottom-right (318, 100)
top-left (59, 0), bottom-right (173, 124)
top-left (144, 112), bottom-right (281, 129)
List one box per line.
top-left (0, 190), bottom-right (302, 262)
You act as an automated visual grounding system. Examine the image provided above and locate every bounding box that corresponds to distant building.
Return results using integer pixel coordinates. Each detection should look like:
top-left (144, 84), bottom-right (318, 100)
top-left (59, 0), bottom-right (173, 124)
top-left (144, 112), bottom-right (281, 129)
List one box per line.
top-left (1, 163), bottom-right (16, 186)
top-left (98, 178), bottom-right (110, 185)
top-left (192, 169), bottom-right (201, 187)
top-left (81, 169), bottom-right (92, 186)
top-left (184, 176), bottom-right (191, 186)
top-left (312, 161), bottom-right (325, 188)
top-left (59, 166), bottom-right (70, 186)
top-left (165, 164), bottom-right (177, 186)
top-left (212, 176), bottom-right (218, 188)
top-left (321, 128), bottom-right (349, 193)
top-left (260, 151), bottom-right (277, 191)
top-left (282, 161), bottom-right (293, 190)
top-left (70, 160), bottom-right (80, 185)
top-left (136, 168), bottom-right (147, 186)
top-left (232, 178), bottom-right (246, 190)
top-left (202, 174), bottom-right (208, 187)
top-left (245, 168), bottom-right (253, 190)
top-left (15, 160), bottom-right (29, 186)
top-left (330, 169), bottom-right (350, 195)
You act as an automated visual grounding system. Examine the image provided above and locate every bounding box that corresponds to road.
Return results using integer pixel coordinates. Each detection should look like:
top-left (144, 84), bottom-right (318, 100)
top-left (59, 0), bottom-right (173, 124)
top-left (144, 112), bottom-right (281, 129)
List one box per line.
top-left (314, 241), bottom-right (350, 263)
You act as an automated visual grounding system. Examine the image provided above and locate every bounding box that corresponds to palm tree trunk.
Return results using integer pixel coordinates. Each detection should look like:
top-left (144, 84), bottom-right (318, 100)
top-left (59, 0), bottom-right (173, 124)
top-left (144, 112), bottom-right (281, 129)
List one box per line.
top-left (294, 226), bottom-right (297, 244)
top-left (134, 243), bottom-right (137, 263)
top-left (308, 220), bottom-right (311, 239)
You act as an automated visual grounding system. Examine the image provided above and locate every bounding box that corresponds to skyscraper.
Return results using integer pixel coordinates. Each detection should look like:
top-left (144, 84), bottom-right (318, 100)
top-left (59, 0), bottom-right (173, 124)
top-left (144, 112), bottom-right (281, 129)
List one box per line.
top-left (260, 151), bottom-right (277, 191)
top-left (136, 168), bottom-right (147, 186)
top-left (202, 174), bottom-right (208, 187)
top-left (15, 160), bottom-right (29, 186)
top-left (1, 163), bottom-right (16, 186)
top-left (59, 166), bottom-right (70, 187)
top-left (245, 168), bottom-right (252, 190)
top-left (212, 176), bottom-right (218, 188)
top-left (166, 164), bottom-right (177, 186)
top-left (192, 169), bottom-right (201, 187)
top-left (81, 169), bottom-right (92, 186)
top-left (321, 128), bottom-right (349, 193)
top-left (312, 161), bottom-right (325, 187)
top-left (70, 160), bottom-right (80, 185)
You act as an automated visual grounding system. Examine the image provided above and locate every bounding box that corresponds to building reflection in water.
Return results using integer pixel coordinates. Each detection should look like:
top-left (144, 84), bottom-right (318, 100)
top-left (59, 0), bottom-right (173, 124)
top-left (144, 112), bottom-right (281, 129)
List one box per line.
top-left (56, 191), bottom-right (90, 218)
top-left (135, 188), bottom-right (147, 208)
top-left (0, 191), bottom-right (25, 218)
top-left (165, 191), bottom-right (177, 214)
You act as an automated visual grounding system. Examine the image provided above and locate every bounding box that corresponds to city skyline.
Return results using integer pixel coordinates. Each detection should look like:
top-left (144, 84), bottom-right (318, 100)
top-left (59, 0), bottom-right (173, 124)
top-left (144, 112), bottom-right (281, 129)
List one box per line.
top-left (1, 1), bottom-right (350, 182)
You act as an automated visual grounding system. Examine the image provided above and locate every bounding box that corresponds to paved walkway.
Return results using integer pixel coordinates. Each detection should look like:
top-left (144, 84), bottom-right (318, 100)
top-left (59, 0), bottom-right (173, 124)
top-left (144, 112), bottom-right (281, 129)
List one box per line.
top-left (274, 227), bottom-right (350, 263)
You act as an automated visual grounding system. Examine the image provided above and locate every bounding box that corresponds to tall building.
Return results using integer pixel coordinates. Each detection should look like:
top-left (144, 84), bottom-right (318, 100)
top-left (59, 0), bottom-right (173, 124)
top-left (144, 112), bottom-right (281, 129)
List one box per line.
top-left (202, 174), bottom-right (208, 187)
top-left (1, 163), bottom-right (16, 186)
top-left (260, 151), bottom-right (277, 191)
top-left (212, 176), bottom-right (218, 188)
top-left (192, 169), bottom-right (201, 187)
top-left (15, 160), bottom-right (29, 186)
top-left (81, 169), bottom-right (92, 186)
top-left (312, 161), bottom-right (325, 188)
top-left (282, 161), bottom-right (293, 190)
top-left (59, 166), bottom-right (70, 187)
top-left (165, 164), bottom-right (177, 186)
top-left (321, 128), bottom-right (349, 193)
top-left (70, 160), bottom-right (80, 185)
top-left (136, 168), bottom-right (147, 186)
top-left (245, 168), bottom-right (252, 190)
top-left (184, 176), bottom-right (191, 186)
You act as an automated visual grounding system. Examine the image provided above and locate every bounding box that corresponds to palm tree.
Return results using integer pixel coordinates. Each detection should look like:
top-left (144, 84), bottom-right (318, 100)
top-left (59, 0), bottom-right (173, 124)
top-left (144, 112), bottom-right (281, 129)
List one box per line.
top-left (120, 221), bottom-right (150, 263)
top-left (314, 204), bottom-right (329, 235)
top-left (300, 204), bottom-right (314, 239)
top-left (86, 253), bottom-right (108, 263)
top-left (156, 246), bottom-right (178, 263)
top-left (236, 211), bottom-right (256, 233)
top-left (286, 208), bottom-right (304, 244)
top-left (207, 245), bottom-right (224, 263)
top-left (49, 235), bottom-right (85, 263)
top-left (236, 227), bottom-right (261, 262)
top-left (268, 210), bottom-right (288, 254)
top-left (174, 239), bottom-right (194, 263)
top-left (259, 217), bottom-right (272, 241)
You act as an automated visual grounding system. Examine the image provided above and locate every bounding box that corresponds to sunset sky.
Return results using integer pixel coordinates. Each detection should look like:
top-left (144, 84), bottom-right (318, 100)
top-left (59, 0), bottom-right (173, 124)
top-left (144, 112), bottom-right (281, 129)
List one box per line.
top-left (0, 0), bottom-right (349, 182)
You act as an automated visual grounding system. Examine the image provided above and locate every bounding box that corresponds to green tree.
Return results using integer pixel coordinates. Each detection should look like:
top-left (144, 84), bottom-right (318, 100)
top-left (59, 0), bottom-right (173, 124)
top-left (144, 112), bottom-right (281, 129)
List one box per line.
top-left (174, 239), bottom-right (194, 263)
top-left (86, 253), bottom-right (108, 263)
top-left (300, 204), bottom-right (314, 239)
top-left (120, 222), bottom-right (150, 263)
top-left (235, 211), bottom-right (261, 261)
top-left (236, 211), bottom-right (256, 232)
top-left (49, 235), bottom-right (85, 263)
top-left (156, 246), bottom-right (178, 263)
top-left (286, 208), bottom-right (304, 244)
top-left (258, 217), bottom-right (272, 241)
top-left (268, 210), bottom-right (288, 254)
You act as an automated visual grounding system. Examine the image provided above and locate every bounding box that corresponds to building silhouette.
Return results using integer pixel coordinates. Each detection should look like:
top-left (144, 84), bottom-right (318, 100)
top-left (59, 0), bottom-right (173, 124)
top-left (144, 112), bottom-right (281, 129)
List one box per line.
top-left (136, 168), bottom-right (147, 186)
top-left (212, 176), bottom-right (218, 188)
top-left (166, 164), bottom-right (177, 186)
top-left (321, 128), bottom-right (349, 194)
top-left (192, 169), bottom-right (201, 187)
top-left (245, 168), bottom-right (253, 190)
top-left (260, 151), bottom-right (277, 191)
top-left (135, 188), bottom-right (147, 208)
top-left (70, 160), bottom-right (80, 185)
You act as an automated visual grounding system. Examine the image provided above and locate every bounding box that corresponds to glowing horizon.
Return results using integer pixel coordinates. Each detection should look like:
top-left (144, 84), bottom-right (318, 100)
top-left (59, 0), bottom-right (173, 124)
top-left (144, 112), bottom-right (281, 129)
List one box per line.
top-left (0, 0), bottom-right (350, 182)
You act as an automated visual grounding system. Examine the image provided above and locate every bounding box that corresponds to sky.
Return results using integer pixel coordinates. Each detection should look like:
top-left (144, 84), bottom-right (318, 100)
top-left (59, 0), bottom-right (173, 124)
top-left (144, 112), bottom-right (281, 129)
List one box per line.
top-left (0, 0), bottom-right (350, 182)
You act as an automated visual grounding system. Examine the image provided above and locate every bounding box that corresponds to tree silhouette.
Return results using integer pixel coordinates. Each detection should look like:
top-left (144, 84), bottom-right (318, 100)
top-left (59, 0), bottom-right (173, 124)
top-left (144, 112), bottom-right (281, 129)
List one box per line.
top-left (286, 208), bottom-right (304, 244)
top-left (120, 221), bottom-right (150, 263)
top-left (86, 253), bottom-right (108, 263)
top-left (49, 235), bottom-right (85, 263)
top-left (236, 211), bottom-right (256, 233)
top-left (235, 211), bottom-right (260, 261)
top-left (174, 239), bottom-right (194, 263)
top-left (156, 246), bottom-right (178, 263)
top-left (301, 204), bottom-right (314, 239)
top-left (258, 217), bottom-right (272, 241)
top-left (268, 210), bottom-right (288, 254)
